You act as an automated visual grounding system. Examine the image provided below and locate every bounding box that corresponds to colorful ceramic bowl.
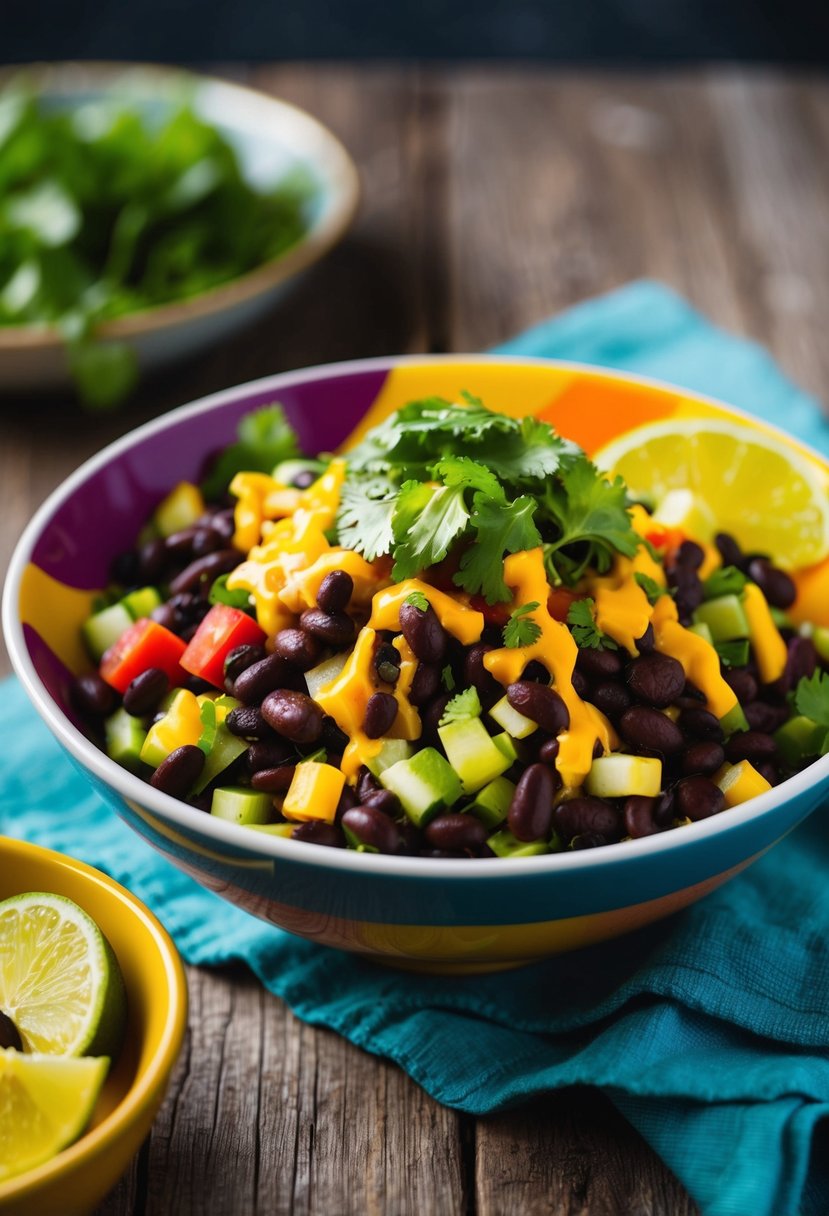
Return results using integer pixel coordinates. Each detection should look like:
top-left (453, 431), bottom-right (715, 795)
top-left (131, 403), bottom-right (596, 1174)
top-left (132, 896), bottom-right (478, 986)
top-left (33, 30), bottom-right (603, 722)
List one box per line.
top-left (0, 837), bottom-right (187, 1215)
top-left (4, 356), bottom-right (829, 973)
top-left (0, 63), bottom-right (359, 392)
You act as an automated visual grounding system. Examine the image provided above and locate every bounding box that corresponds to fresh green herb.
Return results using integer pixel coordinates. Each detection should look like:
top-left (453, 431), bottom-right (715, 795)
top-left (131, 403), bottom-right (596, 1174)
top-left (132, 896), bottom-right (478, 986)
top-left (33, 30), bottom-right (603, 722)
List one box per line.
top-left (503, 601), bottom-right (542, 649)
top-left (454, 492), bottom-right (541, 603)
top-left (197, 699), bottom-right (218, 756)
top-left (794, 671), bottom-right (829, 727)
top-left (441, 665), bottom-right (456, 692)
top-left (404, 590), bottom-right (430, 612)
top-left (299, 748), bottom-right (328, 765)
top-left (202, 404), bottom-right (301, 499)
top-left (703, 566), bottom-right (748, 600)
top-left (566, 598), bottom-right (619, 651)
top-left (541, 458), bottom-right (639, 585)
top-left (208, 574), bottom-right (252, 610)
top-left (714, 639), bottom-right (751, 668)
top-left (336, 477), bottom-right (398, 564)
top-left (0, 86), bottom-right (315, 407)
top-left (634, 573), bottom-right (667, 605)
top-left (438, 686), bottom-right (482, 727)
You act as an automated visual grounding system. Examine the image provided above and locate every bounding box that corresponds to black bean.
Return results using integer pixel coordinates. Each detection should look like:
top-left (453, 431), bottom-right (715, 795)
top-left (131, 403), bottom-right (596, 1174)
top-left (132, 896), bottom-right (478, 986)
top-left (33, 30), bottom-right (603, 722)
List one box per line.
top-left (342, 805), bottom-right (402, 854)
top-left (169, 549), bottom-right (242, 595)
top-left (335, 784), bottom-right (359, 822)
top-left (375, 643), bottom-right (401, 686)
top-left (317, 570), bottom-right (354, 614)
top-left (399, 601), bottom-right (448, 664)
top-left (725, 669), bottom-right (759, 704)
top-left (150, 744), bottom-right (205, 798)
top-left (775, 636), bottom-right (817, 696)
top-left (110, 549), bottom-right (140, 586)
top-left (654, 788), bottom-right (676, 827)
top-left (675, 776), bottom-right (725, 821)
top-left (247, 739), bottom-right (294, 772)
top-left (747, 558), bottom-right (796, 609)
top-left (507, 682), bottom-right (570, 734)
top-left (583, 680), bottom-right (627, 715)
top-left (575, 647), bottom-right (623, 679)
top-left (292, 470), bottom-right (316, 490)
top-left (0, 1010), bottom-right (23, 1051)
top-left (261, 689), bottom-right (324, 744)
top-left (409, 662), bottom-right (441, 707)
top-left (273, 628), bottom-right (321, 671)
top-left (425, 814), bottom-right (488, 852)
top-left (420, 692), bottom-right (453, 747)
top-left (716, 532), bottom-right (745, 569)
top-left (538, 737), bottom-right (560, 766)
top-left (521, 660), bottom-right (550, 684)
top-left (251, 765), bottom-right (296, 792)
top-left (744, 701), bottom-right (789, 733)
top-left (671, 568), bottom-right (704, 621)
top-left (635, 623), bottom-right (656, 653)
top-left (232, 654), bottom-right (302, 704)
top-left (149, 600), bottom-right (177, 632)
top-left (291, 821), bottom-right (346, 848)
top-left (677, 707), bottom-right (724, 741)
top-left (137, 537), bottom-right (167, 583)
top-left (508, 763), bottom-right (555, 841)
top-left (226, 706), bottom-right (273, 740)
top-left (356, 766), bottom-right (382, 802)
top-left (571, 669), bottom-right (590, 698)
top-left (623, 795), bottom-right (661, 837)
top-left (676, 540), bottom-right (705, 570)
top-left (724, 731), bottom-right (778, 763)
top-left (191, 527), bottom-right (223, 558)
top-left (320, 716), bottom-right (350, 753)
top-left (299, 607), bottom-right (355, 647)
top-left (618, 706), bottom-right (685, 755)
top-left (363, 692), bottom-right (399, 739)
top-left (681, 741), bottom-right (725, 777)
top-left (164, 526), bottom-right (199, 558)
top-left (464, 643), bottom-right (501, 705)
top-left (755, 761), bottom-right (779, 786)
top-left (554, 796), bottom-right (622, 844)
top-left (626, 654), bottom-right (686, 708)
top-left (123, 667), bottom-right (170, 717)
top-left (71, 672), bottom-right (118, 718)
top-left (570, 832), bottom-right (609, 850)
top-left (207, 508), bottom-right (236, 542)
top-left (223, 643), bottom-right (268, 686)
top-left (363, 789), bottom-right (401, 816)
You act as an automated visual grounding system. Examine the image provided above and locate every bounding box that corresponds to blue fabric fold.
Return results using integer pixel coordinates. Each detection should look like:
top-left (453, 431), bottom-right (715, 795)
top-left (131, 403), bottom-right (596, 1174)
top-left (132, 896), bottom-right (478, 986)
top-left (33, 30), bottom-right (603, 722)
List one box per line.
top-left (4, 280), bottom-right (829, 1216)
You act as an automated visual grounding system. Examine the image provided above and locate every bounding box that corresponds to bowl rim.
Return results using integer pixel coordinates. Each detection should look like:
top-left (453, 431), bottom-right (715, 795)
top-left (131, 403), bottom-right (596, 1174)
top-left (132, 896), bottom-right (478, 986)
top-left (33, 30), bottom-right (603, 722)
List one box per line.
top-left (0, 60), bottom-right (360, 351)
top-left (4, 352), bottom-right (829, 880)
top-left (0, 835), bottom-right (187, 1203)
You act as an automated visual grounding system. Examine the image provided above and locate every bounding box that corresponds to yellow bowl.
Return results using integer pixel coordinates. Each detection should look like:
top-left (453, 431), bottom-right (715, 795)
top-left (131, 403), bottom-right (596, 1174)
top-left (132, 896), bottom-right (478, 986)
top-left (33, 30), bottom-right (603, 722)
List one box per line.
top-left (0, 837), bottom-right (187, 1216)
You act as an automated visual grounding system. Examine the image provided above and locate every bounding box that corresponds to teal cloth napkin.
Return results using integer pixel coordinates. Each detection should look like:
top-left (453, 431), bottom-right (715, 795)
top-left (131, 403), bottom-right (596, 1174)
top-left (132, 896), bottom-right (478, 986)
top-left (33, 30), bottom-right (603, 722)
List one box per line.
top-left (4, 280), bottom-right (829, 1216)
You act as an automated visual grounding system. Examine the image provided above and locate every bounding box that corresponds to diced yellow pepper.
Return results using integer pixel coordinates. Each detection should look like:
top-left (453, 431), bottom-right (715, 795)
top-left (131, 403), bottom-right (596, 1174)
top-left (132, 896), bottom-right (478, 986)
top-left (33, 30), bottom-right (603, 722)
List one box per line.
top-left (282, 762), bottom-right (346, 823)
top-left (140, 689), bottom-right (203, 768)
top-left (154, 482), bottom-right (206, 538)
top-left (716, 760), bottom-right (773, 808)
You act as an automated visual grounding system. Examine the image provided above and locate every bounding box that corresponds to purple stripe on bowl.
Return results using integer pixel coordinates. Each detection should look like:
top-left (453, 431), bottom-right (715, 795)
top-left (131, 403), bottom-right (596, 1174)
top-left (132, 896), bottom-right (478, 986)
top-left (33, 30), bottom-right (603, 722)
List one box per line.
top-left (23, 623), bottom-right (85, 728)
top-left (30, 367), bottom-right (389, 589)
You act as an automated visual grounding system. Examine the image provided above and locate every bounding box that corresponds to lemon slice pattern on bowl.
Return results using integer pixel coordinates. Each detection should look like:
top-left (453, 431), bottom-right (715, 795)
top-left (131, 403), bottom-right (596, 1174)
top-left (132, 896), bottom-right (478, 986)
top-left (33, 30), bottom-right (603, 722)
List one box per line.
top-left (0, 893), bottom-right (126, 1059)
top-left (0, 1048), bottom-right (109, 1183)
top-left (594, 418), bottom-right (829, 570)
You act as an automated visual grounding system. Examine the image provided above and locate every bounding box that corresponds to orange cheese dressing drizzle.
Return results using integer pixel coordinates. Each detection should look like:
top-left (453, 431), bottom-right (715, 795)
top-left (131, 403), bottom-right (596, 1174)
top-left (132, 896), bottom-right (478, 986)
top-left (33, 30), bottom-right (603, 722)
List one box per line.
top-left (742, 584), bottom-right (787, 684)
top-left (482, 549), bottom-right (617, 789)
top-left (650, 597), bottom-right (738, 719)
top-left (369, 580), bottom-right (485, 644)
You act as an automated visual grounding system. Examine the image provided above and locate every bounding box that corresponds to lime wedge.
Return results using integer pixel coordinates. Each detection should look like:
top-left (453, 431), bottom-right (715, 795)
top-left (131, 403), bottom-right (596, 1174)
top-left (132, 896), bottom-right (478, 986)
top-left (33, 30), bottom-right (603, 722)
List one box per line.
top-left (0, 1047), bottom-right (109, 1183)
top-left (0, 893), bottom-right (126, 1058)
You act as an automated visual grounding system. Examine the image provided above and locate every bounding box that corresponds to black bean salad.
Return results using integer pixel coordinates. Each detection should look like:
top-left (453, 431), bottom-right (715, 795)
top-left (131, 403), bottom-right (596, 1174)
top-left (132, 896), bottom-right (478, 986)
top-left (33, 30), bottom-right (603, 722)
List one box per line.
top-left (72, 398), bottom-right (829, 858)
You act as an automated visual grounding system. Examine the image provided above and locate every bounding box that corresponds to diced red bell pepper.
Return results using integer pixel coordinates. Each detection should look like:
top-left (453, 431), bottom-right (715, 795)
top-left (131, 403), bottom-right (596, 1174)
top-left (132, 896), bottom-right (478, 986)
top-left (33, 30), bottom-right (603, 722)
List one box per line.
top-left (100, 618), bottom-right (187, 693)
top-left (469, 594), bottom-right (511, 628)
top-left (180, 604), bottom-right (266, 689)
top-left (547, 587), bottom-right (576, 622)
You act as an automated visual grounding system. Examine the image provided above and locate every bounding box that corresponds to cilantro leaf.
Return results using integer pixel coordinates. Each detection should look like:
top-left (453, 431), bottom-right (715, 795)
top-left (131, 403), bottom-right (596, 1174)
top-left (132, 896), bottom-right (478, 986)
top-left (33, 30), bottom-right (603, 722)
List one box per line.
top-left (406, 591), bottom-right (430, 611)
top-left (566, 598), bottom-right (619, 650)
top-left (454, 493), bottom-right (541, 604)
top-left (431, 456), bottom-right (503, 499)
top-left (503, 601), bottom-right (542, 649)
top-left (634, 572), bottom-right (667, 605)
top-left (391, 481), bottom-right (470, 581)
top-left (703, 566), bottom-right (747, 600)
top-left (209, 574), bottom-right (252, 610)
top-left (438, 686), bottom-right (482, 726)
top-left (441, 664), bottom-right (456, 691)
top-left (714, 639), bottom-right (750, 668)
top-left (336, 476), bottom-right (397, 562)
top-left (542, 458), bottom-right (638, 584)
top-left (201, 403), bottom-right (300, 499)
top-left (794, 671), bottom-right (829, 727)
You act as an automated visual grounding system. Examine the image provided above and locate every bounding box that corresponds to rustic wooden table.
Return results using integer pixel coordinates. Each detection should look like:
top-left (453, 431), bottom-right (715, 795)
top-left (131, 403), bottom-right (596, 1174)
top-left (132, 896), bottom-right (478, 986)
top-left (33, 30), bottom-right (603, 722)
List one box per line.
top-left (3, 63), bottom-right (828, 1216)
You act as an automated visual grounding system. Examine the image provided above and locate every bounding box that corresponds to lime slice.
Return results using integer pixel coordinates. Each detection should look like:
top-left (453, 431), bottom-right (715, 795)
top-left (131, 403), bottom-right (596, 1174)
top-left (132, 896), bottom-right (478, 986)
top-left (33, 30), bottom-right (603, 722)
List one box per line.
top-left (0, 893), bottom-right (126, 1058)
top-left (0, 1047), bottom-right (109, 1183)
top-left (595, 418), bottom-right (829, 569)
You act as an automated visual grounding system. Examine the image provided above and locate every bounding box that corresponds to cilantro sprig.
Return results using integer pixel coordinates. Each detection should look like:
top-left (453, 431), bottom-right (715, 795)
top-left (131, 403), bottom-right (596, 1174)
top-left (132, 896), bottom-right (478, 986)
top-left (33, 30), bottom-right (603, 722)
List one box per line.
top-left (566, 598), bottom-right (619, 650)
top-left (336, 396), bottom-right (640, 601)
top-left (503, 602), bottom-right (542, 649)
top-left (438, 686), bottom-right (482, 726)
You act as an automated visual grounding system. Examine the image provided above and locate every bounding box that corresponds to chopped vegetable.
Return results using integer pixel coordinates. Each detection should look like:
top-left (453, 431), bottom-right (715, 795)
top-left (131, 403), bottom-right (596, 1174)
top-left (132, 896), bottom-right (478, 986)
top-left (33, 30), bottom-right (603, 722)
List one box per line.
top-left (502, 601), bottom-right (543, 649)
top-left (180, 603), bottom-right (266, 689)
top-left (566, 599), bottom-right (619, 651)
top-left (438, 687), bottom-right (482, 726)
top-left (100, 619), bottom-right (187, 693)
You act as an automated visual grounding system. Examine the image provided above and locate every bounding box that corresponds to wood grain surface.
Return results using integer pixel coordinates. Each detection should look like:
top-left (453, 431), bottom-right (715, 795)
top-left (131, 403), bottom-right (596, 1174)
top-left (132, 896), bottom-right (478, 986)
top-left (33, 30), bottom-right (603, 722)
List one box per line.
top-left (3, 64), bottom-right (828, 1215)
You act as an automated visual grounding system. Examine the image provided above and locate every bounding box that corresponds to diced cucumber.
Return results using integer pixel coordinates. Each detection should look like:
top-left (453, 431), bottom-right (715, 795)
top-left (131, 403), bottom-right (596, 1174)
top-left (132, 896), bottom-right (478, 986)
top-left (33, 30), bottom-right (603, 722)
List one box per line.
top-left (437, 717), bottom-right (510, 793)
top-left (272, 458), bottom-right (326, 484)
top-left (585, 754), bottom-right (662, 799)
top-left (304, 652), bottom-right (349, 701)
top-left (121, 586), bottom-right (162, 620)
top-left (192, 725), bottom-right (250, 794)
top-left (488, 827), bottom-right (549, 858)
top-left (380, 747), bottom-right (462, 827)
top-left (365, 738), bottom-right (414, 779)
top-left (246, 823), bottom-right (295, 837)
top-left (720, 703), bottom-right (750, 737)
top-left (774, 716), bottom-right (823, 768)
top-left (489, 695), bottom-right (537, 740)
top-left (467, 775), bottom-right (515, 829)
top-left (687, 621), bottom-right (713, 645)
top-left (492, 732), bottom-right (520, 763)
top-left (104, 708), bottom-right (147, 773)
top-left (693, 595), bottom-right (749, 642)
top-left (211, 786), bottom-right (274, 825)
top-left (82, 602), bottom-right (134, 661)
top-left (154, 481), bottom-right (206, 538)
top-left (813, 626), bottom-right (829, 663)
